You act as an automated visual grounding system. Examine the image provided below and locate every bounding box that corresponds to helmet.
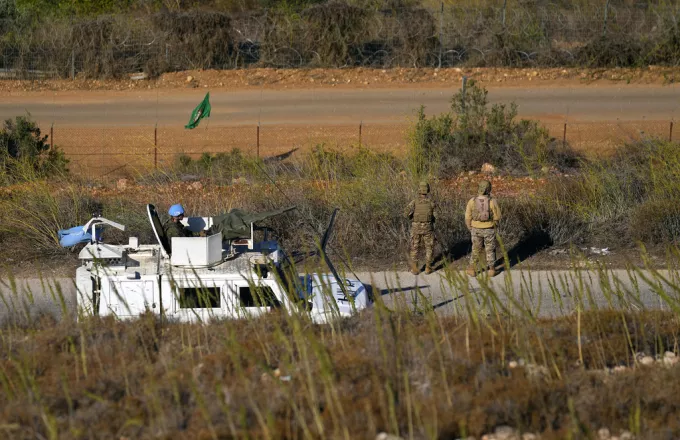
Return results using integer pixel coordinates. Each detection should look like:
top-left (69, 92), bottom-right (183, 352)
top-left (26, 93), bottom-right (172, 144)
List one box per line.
top-left (168, 204), bottom-right (185, 217)
top-left (418, 181), bottom-right (430, 195)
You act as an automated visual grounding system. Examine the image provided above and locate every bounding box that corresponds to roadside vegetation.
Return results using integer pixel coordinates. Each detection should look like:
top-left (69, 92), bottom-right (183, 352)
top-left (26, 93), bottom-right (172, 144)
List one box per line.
top-left (1, 82), bottom-right (680, 267)
top-left (4, 0), bottom-right (680, 78)
top-left (3, 266), bottom-right (680, 438)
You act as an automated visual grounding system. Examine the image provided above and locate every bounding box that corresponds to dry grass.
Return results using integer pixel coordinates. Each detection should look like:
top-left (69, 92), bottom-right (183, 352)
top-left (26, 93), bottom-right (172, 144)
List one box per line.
top-left (2, 292), bottom-right (680, 438)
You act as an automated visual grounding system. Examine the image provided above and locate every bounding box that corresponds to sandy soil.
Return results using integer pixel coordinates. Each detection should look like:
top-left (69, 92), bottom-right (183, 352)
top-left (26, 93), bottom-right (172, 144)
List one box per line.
top-left (3, 66), bottom-right (680, 94)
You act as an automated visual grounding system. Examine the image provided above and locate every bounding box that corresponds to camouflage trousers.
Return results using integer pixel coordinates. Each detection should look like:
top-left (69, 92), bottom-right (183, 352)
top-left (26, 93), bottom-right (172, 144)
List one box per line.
top-left (470, 227), bottom-right (496, 268)
top-left (409, 222), bottom-right (434, 265)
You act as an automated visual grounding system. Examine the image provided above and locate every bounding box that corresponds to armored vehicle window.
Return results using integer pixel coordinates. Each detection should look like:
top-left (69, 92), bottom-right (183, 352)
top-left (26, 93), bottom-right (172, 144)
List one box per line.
top-left (238, 286), bottom-right (280, 308)
top-left (179, 287), bottom-right (221, 309)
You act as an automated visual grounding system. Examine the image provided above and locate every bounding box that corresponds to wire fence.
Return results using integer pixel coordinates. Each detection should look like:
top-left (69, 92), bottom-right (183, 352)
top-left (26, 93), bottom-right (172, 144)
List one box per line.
top-left (3, 2), bottom-right (680, 79)
top-left (45, 120), bottom-right (678, 178)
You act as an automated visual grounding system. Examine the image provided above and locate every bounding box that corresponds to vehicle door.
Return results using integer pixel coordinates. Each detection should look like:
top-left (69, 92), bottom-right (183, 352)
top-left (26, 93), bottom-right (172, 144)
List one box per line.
top-left (108, 278), bottom-right (157, 317)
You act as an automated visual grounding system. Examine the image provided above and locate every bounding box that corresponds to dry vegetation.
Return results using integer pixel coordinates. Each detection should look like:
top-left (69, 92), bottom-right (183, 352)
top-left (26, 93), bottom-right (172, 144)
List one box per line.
top-left (4, 1), bottom-right (680, 79)
top-left (2, 286), bottom-right (680, 438)
top-left (2, 82), bottom-right (680, 269)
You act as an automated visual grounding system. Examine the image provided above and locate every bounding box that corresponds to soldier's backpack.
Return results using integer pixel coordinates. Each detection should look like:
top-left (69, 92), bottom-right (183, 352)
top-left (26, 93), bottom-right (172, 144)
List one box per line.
top-left (472, 196), bottom-right (492, 222)
top-left (413, 199), bottom-right (434, 223)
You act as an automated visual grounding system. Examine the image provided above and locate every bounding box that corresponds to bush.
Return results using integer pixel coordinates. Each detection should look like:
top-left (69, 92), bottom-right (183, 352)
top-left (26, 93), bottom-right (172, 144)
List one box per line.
top-left (408, 80), bottom-right (579, 178)
top-left (151, 10), bottom-right (236, 71)
top-left (575, 35), bottom-right (645, 68)
top-left (630, 199), bottom-right (680, 244)
top-left (0, 115), bottom-right (68, 183)
top-left (299, 1), bottom-right (375, 67)
top-left (0, 182), bottom-right (99, 255)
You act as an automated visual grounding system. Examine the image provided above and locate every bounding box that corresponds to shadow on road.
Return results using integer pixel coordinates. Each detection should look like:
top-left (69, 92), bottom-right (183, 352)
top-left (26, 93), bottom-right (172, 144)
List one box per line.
top-left (365, 285), bottom-right (431, 299)
top-left (431, 295), bottom-right (465, 310)
top-left (428, 229), bottom-right (552, 274)
top-left (430, 238), bottom-right (472, 271)
top-left (496, 229), bottom-right (553, 274)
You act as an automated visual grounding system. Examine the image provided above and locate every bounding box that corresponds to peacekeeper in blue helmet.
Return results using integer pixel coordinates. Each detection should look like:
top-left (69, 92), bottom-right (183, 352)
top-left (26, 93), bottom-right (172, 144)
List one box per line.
top-left (164, 204), bottom-right (197, 239)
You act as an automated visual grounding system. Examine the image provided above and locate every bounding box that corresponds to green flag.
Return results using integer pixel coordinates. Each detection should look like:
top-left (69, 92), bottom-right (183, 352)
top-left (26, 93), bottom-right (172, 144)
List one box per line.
top-left (185, 92), bottom-right (211, 129)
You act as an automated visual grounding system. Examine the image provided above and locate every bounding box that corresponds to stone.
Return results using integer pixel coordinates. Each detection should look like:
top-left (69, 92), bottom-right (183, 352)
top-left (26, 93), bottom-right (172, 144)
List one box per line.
top-left (522, 434), bottom-right (537, 440)
top-left (375, 433), bottom-right (404, 440)
top-left (468, 170), bottom-right (477, 176)
top-left (116, 178), bottom-right (128, 190)
top-left (664, 351), bottom-right (676, 359)
top-left (495, 426), bottom-right (516, 440)
top-left (598, 428), bottom-right (611, 440)
top-left (619, 431), bottom-right (634, 440)
top-left (640, 356), bottom-right (654, 366)
top-left (188, 181), bottom-right (203, 191)
top-left (481, 162), bottom-right (496, 174)
top-left (508, 360), bottom-right (518, 369)
top-left (186, 75), bottom-right (194, 82)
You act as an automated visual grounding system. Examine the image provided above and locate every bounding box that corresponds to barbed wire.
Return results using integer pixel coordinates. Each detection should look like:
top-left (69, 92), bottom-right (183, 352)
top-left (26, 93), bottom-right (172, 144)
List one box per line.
top-left (1, 2), bottom-right (680, 79)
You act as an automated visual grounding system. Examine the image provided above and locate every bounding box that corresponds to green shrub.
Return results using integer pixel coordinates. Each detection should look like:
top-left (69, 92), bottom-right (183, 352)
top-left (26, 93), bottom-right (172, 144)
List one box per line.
top-left (0, 115), bottom-right (68, 183)
top-left (169, 149), bottom-right (254, 182)
top-left (408, 80), bottom-right (578, 178)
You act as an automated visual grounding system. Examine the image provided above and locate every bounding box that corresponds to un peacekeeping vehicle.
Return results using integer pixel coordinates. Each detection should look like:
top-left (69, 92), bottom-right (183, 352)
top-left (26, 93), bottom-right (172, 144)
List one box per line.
top-left (65, 204), bottom-right (372, 324)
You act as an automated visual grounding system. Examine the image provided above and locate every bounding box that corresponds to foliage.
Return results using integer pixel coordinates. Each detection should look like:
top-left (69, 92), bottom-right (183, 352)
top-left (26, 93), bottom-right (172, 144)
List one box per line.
top-left (0, 115), bottom-right (68, 183)
top-left (3, 297), bottom-right (680, 437)
top-left (408, 80), bottom-right (578, 178)
top-left (150, 10), bottom-right (236, 72)
top-left (0, 182), bottom-right (98, 254)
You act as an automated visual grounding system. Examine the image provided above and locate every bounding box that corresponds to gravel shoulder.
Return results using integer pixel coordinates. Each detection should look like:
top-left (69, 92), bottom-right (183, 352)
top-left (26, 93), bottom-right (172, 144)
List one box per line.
top-left (2, 66), bottom-right (680, 95)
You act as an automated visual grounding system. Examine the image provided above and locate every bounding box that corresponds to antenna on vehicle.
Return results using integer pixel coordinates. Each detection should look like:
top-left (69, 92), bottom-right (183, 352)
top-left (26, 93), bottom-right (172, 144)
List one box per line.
top-left (252, 161), bottom-right (355, 304)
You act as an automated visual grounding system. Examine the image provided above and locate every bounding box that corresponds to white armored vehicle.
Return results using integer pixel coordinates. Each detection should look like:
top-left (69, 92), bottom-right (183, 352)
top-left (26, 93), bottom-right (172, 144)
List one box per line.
top-left (70, 205), bottom-right (372, 324)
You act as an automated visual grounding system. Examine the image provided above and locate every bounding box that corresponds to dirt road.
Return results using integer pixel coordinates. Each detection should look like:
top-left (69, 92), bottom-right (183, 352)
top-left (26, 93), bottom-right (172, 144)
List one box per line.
top-left (3, 85), bottom-right (680, 127)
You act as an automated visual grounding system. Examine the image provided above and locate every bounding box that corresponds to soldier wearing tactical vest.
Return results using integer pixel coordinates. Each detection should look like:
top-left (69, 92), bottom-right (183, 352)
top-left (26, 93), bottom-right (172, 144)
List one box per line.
top-left (465, 180), bottom-right (501, 277)
top-left (405, 181), bottom-right (437, 275)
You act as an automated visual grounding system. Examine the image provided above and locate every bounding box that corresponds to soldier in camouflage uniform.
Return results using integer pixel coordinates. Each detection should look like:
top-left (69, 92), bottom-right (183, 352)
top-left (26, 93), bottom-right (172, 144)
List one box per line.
top-left (164, 204), bottom-right (197, 239)
top-left (465, 180), bottom-right (501, 277)
top-left (405, 181), bottom-right (437, 275)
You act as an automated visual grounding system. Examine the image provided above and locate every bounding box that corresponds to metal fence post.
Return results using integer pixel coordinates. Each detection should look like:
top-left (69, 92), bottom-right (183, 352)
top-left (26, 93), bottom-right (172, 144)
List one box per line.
top-left (256, 123), bottom-right (260, 159)
top-left (461, 76), bottom-right (468, 113)
top-left (563, 122), bottom-right (567, 149)
top-left (154, 124), bottom-right (158, 169)
top-left (670, 121), bottom-right (674, 142)
top-left (70, 49), bottom-right (75, 80)
top-left (50, 123), bottom-right (54, 150)
top-left (502, 0), bottom-right (508, 28)
top-left (359, 121), bottom-right (363, 147)
top-left (602, 0), bottom-right (611, 37)
top-left (438, 2), bottom-right (444, 68)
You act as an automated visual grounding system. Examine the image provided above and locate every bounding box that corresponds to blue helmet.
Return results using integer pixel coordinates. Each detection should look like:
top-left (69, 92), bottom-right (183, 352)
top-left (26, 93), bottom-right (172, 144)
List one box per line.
top-left (168, 204), bottom-right (185, 217)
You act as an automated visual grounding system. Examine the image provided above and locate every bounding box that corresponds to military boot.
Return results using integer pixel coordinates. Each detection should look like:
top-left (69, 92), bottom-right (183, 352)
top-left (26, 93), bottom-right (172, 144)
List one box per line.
top-left (410, 261), bottom-right (419, 275)
top-left (425, 264), bottom-right (434, 274)
top-left (466, 265), bottom-right (476, 277)
top-left (487, 267), bottom-right (497, 277)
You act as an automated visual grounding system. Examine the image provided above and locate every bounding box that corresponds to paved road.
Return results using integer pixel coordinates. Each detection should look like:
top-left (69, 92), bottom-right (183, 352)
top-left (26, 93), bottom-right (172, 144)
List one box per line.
top-left (1, 269), bottom-right (677, 325)
top-left (2, 86), bottom-right (680, 127)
